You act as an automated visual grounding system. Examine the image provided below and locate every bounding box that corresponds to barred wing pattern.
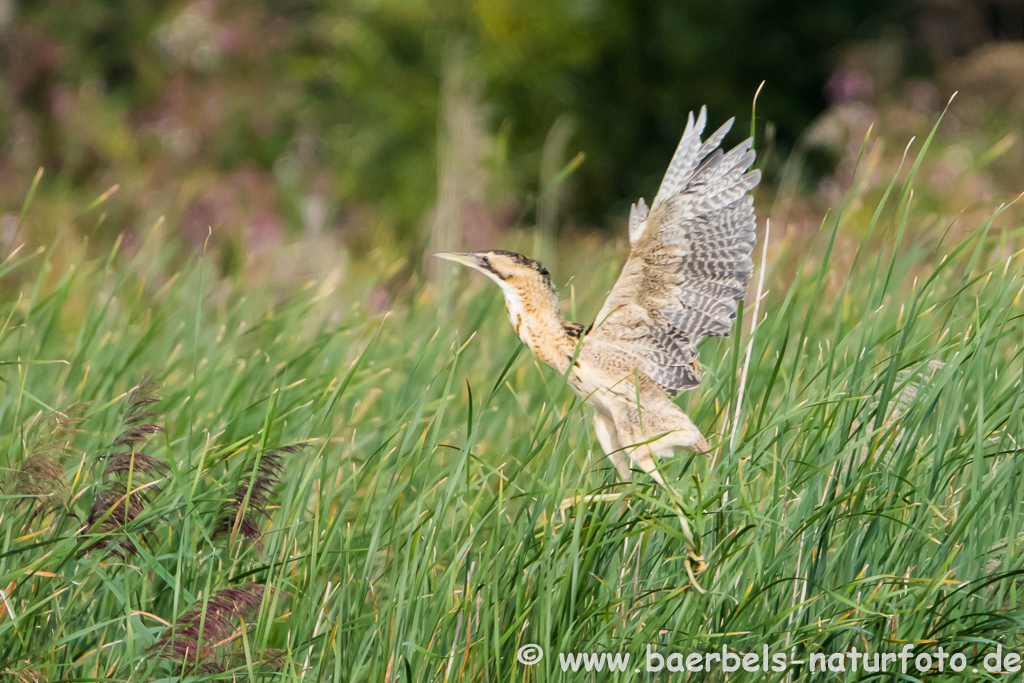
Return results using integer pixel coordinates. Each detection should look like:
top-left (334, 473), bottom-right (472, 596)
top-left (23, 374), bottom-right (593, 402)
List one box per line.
top-left (588, 107), bottom-right (761, 396)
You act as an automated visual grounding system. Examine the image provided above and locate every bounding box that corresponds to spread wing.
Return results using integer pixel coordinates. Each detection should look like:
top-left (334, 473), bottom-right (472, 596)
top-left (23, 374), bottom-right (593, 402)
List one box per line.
top-left (586, 106), bottom-right (760, 396)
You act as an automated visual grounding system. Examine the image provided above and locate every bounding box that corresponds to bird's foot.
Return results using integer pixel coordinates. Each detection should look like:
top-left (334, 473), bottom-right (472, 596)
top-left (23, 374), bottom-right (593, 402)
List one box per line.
top-left (557, 492), bottom-right (631, 523)
top-left (558, 491), bottom-right (629, 511)
top-left (672, 509), bottom-right (707, 592)
top-left (684, 551), bottom-right (707, 593)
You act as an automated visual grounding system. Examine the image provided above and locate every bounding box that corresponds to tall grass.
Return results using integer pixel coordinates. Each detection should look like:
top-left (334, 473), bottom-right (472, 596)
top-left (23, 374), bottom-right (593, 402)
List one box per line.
top-left (0, 119), bottom-right (1022, 681)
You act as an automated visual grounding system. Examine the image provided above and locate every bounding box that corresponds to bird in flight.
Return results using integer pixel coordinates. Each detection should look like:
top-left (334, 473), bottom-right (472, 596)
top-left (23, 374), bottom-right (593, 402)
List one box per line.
top-left (438, 107), bottom-right (759, 564)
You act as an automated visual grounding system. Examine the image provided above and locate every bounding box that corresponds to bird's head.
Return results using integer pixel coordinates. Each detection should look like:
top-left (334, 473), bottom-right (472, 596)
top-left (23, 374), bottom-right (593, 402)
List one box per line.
top-left (435, 250), bottom-right (553, 293)
top-left (435, 250), bottom-right (560, 334)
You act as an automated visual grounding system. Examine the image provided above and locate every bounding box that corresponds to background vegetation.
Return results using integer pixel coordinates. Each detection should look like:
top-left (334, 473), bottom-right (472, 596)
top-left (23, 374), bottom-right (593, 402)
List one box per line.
top-left (2, 0), bottom-right (1023, 285)
top-left (0, 0), bottom-right (1023, 680)
top-left (1, 127), bottom-right (1023, 678)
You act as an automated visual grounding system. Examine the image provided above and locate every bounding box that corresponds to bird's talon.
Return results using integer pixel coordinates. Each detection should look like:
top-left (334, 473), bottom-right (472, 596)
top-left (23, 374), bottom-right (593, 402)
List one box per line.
top-left (558, 492), bottom-right (631, 515)
top-left (684, 555), bottom-right (707, 593)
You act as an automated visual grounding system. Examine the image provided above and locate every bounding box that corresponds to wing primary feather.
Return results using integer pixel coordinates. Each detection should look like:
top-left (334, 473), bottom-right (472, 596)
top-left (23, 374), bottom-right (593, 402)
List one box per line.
top-left (588, 105), bottom-right (762, 396)
top-left (696, 117), bottom-right (734, 162)
top-left (628, 198), bottom-right (649, 244)
top-left (652, 106), bottom-right (708, 208)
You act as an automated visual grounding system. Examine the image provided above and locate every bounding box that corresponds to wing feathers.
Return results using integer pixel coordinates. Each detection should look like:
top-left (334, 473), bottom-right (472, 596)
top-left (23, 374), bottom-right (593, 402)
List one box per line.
top-left (587, 106), bottom-right (760, 395)
top-left (698, 118), bottom-right (734, 157)
top-left (628, 197), bottom-right (649, 244)
top-left (653, 109), bottom-right (740, 211)
top-left (652, 106), bottom-right (707, 208)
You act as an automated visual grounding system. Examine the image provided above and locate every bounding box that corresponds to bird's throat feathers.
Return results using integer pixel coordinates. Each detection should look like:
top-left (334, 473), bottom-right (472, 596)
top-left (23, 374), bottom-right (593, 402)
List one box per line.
top-left (496, 279), bottom-right (577, 373)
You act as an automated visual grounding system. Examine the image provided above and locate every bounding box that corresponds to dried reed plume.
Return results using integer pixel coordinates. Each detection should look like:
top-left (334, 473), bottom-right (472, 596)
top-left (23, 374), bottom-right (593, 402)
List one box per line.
top-left (85, 375), bottom-right (168, 559)
top-left (4, 404), bottom-right (88, 521)
top-left (149, 583), bottom-right (284, 673)
top-left (215, 444), bottom-right (305, 553)
top-left (1, 665), bottom-right (45, 683)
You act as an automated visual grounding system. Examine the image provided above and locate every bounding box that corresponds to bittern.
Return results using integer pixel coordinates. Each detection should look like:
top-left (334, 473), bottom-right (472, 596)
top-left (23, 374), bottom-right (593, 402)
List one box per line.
top-left (438, 107), bottom-right (759, 573)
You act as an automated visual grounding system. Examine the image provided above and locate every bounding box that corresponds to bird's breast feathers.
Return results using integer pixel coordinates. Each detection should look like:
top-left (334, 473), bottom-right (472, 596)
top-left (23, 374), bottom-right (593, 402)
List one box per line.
top-left (569, 346), bottom-right (641, 402)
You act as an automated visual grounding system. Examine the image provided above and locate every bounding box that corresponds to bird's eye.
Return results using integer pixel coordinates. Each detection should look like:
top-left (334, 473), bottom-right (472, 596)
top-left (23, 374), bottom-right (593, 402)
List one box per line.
top-left (481, 255), bottom-right (490, 265)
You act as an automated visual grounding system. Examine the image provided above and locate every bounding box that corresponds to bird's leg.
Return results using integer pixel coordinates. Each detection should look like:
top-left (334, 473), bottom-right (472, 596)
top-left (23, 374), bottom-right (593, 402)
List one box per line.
top-left (558, 492), bottom-right (628, 525)
top-left (631, 445), bottom-right (707, 590)
top-left (557, 442), bottom-right (634, 513)
top-left (558, 491), bottom-right (630, 515)
top-left (558, 415), bottom-right (706, 589)
top-left (659, 477), bottom-right (707, 591)
top-left (557, 479), bottom-right (633, 522)
top-left (608, 449), bottom-right (633, 482)
top-left (558, 452), bottom-right (633, 520)
top-left (557, 412), bottom-right (635, 518)
top-left (592, 412), bottom-right (631, 480)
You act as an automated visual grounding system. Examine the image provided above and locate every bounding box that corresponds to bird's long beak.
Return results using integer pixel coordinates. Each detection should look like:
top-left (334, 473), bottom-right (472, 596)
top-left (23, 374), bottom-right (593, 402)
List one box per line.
top-left (434, 252), bottom-right (480, 270)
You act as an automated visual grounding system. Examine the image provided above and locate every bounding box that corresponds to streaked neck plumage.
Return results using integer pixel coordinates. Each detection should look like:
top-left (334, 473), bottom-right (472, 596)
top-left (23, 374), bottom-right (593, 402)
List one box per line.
top-left (495, 277), bottom-right (578, 374)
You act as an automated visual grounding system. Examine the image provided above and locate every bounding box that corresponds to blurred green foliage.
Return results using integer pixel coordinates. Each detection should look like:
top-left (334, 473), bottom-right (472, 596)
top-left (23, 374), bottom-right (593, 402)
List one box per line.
top-left (0, 0), bottom-right (901, 248)
top-left (0, 108), bottom-right (1023, 677)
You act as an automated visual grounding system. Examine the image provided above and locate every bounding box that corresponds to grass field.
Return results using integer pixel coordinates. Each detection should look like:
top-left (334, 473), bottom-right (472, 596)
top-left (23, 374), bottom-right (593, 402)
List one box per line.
top-left (1, 119), bottom-right (1023, 681)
